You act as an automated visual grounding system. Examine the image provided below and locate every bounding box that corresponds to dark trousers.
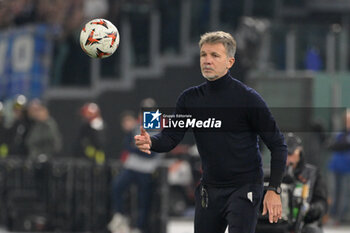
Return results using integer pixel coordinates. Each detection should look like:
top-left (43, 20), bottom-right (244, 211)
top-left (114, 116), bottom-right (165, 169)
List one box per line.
top-left (195, 183), bottom-right (263, 233)
top-left (111, 169), bottom-right (153, 230)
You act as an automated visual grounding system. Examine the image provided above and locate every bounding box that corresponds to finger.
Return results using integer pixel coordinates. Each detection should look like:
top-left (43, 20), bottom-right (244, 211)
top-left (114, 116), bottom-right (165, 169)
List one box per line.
top-left (268, 207), bottom-right (274, 223)
top-left (274, 208), bottom-right (280, 223)
top-left (140, 126), bottom-right (147, 135)
top-left (138, 144), bottom-right (151, 150)
top-left (272, 206), bottom-right (281, 223)
top-left (135, 138), bottom-right (148, 145)
top-left (135, 136), bottom-right (149, 144)
top-left (134, 135), bottom-right (145, 142)
top-left (262, 202), bottom-right (267, 215)
top-left (273, 214), bottom-right (279, 223)
top-left (272, 205), bottom-right (281, 215)
top-left (140, 149), bottom-right (151, 154)
top-left (136, 142), bottom-right (151, 150)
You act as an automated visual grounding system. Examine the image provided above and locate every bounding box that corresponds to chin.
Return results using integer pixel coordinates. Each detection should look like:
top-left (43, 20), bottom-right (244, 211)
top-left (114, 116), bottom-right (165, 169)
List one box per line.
top-left (202, 74), bottom-right (216, 80)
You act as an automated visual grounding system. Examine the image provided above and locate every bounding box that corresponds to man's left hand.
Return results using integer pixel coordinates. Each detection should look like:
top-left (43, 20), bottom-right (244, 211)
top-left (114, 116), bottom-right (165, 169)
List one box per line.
top-left (262, 190), bottom-right (282, 223)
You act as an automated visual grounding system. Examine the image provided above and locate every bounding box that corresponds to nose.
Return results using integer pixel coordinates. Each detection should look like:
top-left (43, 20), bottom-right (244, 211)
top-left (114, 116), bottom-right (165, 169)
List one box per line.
top-left (202, 56), bottom-right (212, 65)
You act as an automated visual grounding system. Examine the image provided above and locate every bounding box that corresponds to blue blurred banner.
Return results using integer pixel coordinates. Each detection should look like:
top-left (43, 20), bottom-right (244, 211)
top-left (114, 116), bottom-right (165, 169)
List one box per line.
top-left (0, 25), bottom-right (52, 100)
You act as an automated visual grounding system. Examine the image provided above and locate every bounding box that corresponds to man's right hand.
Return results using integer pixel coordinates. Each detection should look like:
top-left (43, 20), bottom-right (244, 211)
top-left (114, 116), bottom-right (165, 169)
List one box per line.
top-left (134, 126), bottom-right (152, 154)
top-left (262, 190), bottom-right (282, 223)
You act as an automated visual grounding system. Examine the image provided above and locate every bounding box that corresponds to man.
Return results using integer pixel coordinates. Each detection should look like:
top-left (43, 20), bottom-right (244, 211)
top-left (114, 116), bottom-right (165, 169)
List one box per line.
top-left (328, 109), bottom-right (350, 225)
top-left (75, 102), bottom-right (106, 164)
top-left (26, 99), bottom-right (62, 160)
top-left (135, 31), bottom-right (287, 233)
top-left (285, 133), bottom-right (328, 233)
top-left (25, 99), bottom-right (62, 205)
top-left (108, 98), bottom-right (162, 233)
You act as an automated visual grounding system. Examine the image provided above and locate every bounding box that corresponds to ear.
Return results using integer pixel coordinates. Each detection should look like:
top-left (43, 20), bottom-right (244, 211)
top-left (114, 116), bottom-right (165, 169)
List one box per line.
top-left (227, 57), bottom-right (235, 69)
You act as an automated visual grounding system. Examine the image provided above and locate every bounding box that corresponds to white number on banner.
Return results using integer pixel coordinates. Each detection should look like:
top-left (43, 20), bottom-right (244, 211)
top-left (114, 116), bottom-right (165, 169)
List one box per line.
top-left (11, 35), bottom-right (34, 72)
top-left (0, 40), bottom-right (8, 75)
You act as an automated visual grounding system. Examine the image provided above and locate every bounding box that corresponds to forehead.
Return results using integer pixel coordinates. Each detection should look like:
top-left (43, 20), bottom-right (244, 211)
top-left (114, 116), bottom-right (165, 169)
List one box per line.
top-left (200, 43), bottom-right (226, 53)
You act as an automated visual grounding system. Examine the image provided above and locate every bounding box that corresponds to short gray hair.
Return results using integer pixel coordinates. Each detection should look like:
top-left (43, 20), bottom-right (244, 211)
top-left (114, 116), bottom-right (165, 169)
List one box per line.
top-left (199, 31), bottom-right (236, 58)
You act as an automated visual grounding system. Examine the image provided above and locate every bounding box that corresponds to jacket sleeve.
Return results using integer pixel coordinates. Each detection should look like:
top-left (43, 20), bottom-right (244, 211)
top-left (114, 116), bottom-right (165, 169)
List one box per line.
top-left (150, 92), bottom-right (188, 153)
top-left (247, 89), bottom-right (287, 188)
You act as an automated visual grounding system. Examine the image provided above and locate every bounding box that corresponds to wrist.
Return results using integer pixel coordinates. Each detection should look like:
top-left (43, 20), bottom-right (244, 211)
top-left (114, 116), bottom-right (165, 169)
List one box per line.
top-left (266, 186), bottom-right (282, 195)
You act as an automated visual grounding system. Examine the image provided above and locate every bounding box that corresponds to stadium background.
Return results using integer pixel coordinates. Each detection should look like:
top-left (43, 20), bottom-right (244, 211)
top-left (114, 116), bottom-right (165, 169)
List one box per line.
top-left (1, 0), bottom-right (350, 232)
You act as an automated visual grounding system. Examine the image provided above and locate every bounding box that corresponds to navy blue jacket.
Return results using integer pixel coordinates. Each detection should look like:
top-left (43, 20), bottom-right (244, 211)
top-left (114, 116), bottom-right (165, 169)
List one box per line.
top-left (151, 72), bottom-right (287, 187)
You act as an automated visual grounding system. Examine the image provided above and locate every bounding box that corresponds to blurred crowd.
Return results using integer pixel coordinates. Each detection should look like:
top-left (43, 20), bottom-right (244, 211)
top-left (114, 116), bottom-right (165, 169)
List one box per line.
top-left (0, 95), bottom-right (110, 165)
top-left (0, 95), bottom-right (62, 161)
top-left (0, 0), bottom-right (83, 31)
top-left (0, 0), bottom-right (157, 30)
top-left (0, 95), bottom-right (199, 232)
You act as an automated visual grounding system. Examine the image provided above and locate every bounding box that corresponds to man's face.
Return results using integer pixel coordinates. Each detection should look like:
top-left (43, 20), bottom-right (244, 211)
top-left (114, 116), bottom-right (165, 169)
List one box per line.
top-left (286, 148), bottom-right (301, 169)
top-left (200, 43), bottom-right (235, 81)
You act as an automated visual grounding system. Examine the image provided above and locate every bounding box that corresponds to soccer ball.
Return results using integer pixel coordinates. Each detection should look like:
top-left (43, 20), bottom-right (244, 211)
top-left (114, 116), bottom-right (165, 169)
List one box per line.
top-left (80, 19), bottom-right (120, 59)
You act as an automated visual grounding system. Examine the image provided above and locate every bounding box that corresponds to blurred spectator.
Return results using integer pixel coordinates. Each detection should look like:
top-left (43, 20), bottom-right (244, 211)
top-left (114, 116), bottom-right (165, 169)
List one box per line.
top-left (75, 102), bottom-right (106, 164)
top-left (24, 99), bottom-right (61, 208)
top-left (120, 111), bottom-right (138, 133)
top-left (108, 98), bottom-right (162, 233)
top-left (0, 101), bottom-right (10, 158)
top-left (119, 110), bottom-right (138, 163)
top-left (25, 99), bottom-right (62, 160)
top-left (285, 133), bottom-right (328, 233)
top-left (328, 109), bottom-right (350, 225)
top-left (7, 95), bottom-right (32, 157)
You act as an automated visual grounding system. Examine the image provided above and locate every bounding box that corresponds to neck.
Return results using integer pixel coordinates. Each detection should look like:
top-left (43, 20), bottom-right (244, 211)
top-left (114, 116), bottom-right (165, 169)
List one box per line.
top-left (205, 71), bottom-right (232, 90)
top-left (205, 71), bottom-right (229, 82)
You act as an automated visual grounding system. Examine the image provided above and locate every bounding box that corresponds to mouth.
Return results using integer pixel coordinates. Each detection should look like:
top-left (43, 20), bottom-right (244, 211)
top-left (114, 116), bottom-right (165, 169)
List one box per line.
top-left (203, 67), bottom-right (213, 72)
